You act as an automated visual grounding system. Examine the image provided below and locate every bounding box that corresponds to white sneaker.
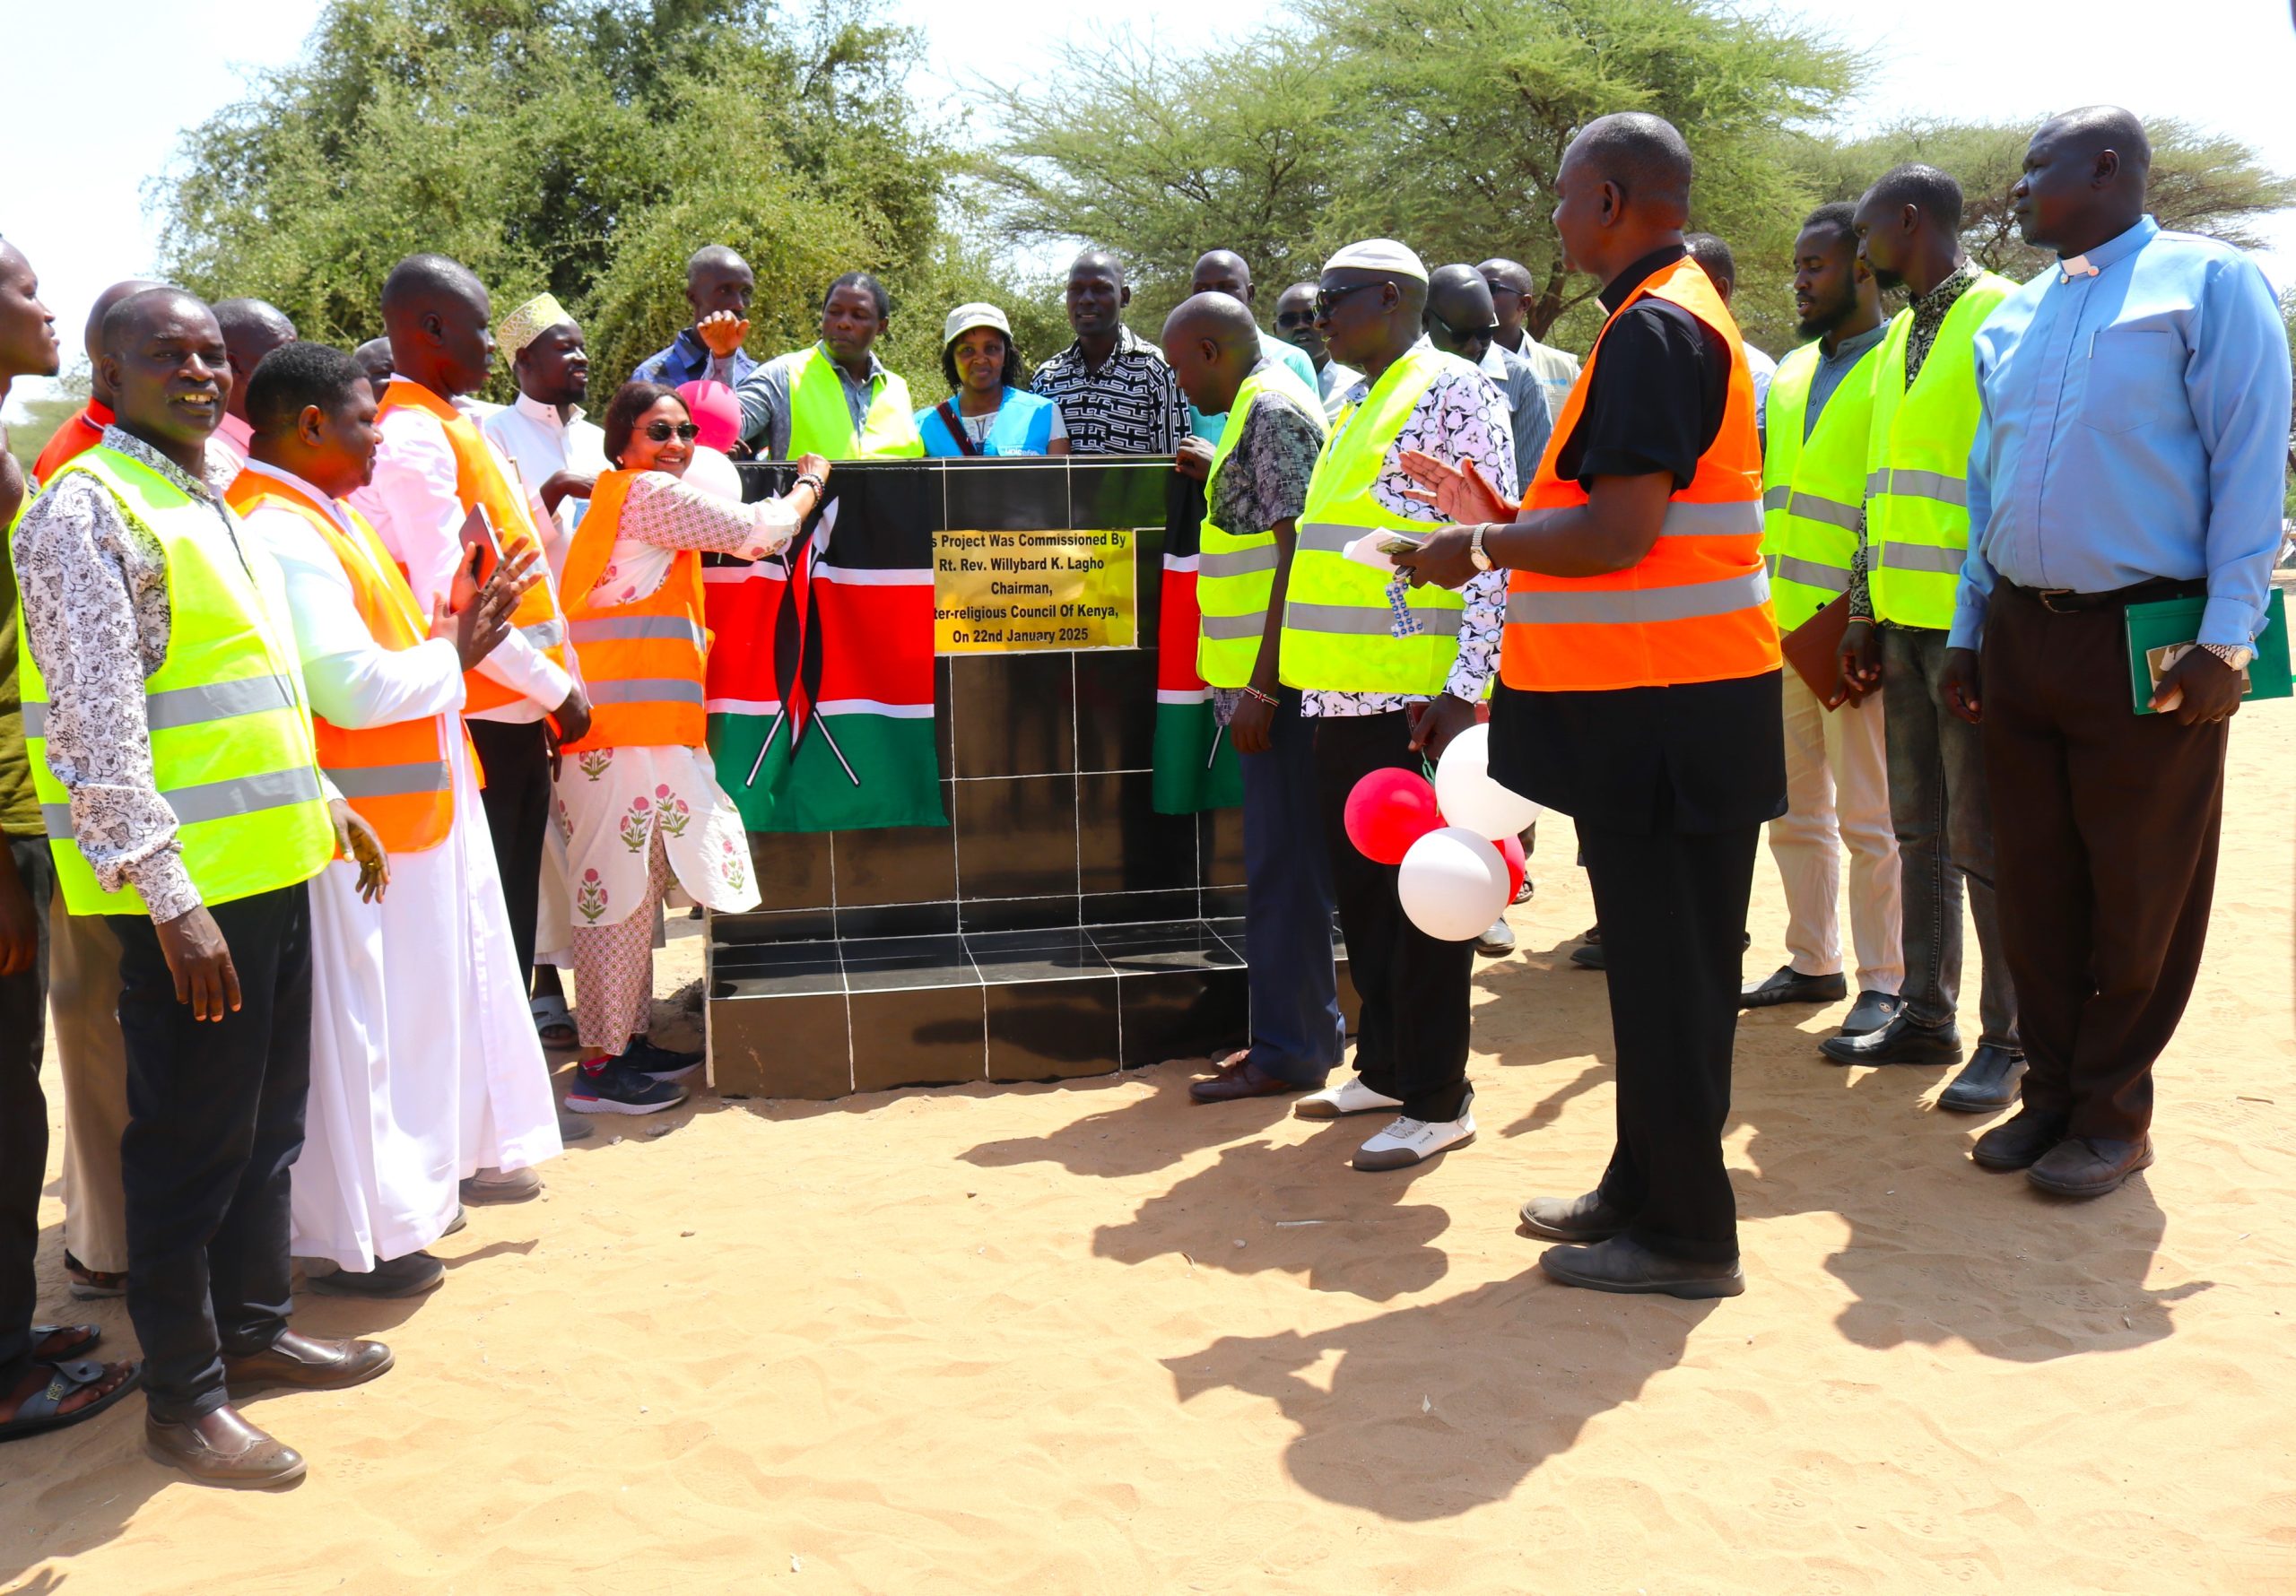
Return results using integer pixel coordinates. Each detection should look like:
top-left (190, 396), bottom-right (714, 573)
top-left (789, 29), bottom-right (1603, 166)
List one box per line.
top-left (1352, 1102), bottom-right (1477, 1171)
top-left (1292, 1074), bottom-right (1406, 1120)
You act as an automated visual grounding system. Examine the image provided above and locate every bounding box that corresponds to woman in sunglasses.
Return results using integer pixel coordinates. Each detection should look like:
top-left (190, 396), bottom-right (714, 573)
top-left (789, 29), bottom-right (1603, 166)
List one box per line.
top-left (549, 381), bottom-right (831, 1114)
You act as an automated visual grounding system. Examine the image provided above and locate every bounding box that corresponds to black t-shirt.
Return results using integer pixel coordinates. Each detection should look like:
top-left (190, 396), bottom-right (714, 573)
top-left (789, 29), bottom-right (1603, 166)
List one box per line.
top-left (1488, 244), bottom-right (1785, 837)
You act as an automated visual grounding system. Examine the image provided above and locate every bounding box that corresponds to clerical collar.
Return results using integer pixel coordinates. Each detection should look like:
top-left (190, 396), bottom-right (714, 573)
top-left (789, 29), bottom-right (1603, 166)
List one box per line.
top-left (2058, 215), bottom-right (2158, 282)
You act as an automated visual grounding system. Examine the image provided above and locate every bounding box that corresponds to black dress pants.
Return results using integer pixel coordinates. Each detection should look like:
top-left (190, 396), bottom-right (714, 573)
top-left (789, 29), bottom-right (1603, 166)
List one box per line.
top-left (109, 882), bottom-right (311, 1424)
top-left (0, 837), bottom-right (55, 1391)
top-left (467, 717), bottom-right (552, 980)
top-left (1579, 820), bottom-right (1760, 1263)
top-left (1980, 581), bottom-right (2226, 1141)
top-left (1311, 710), bottom-right (1474, 1121)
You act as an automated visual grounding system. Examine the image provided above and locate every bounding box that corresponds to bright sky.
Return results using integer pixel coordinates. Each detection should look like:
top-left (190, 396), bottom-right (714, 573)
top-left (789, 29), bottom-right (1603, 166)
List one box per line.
top-left (7, 0), bottom-right (2293, 421)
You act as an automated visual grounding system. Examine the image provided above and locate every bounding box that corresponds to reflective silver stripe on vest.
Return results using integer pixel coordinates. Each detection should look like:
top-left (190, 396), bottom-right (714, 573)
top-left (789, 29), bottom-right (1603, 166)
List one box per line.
top-left (1866, 467), bottom-right (1968, 507)
top-left (520, 618), bottom-right (567, 648)
top-left (1505, 567), bottom-right (1771, 626)
top-left (569, 615), bottom-right (707, 646)
top-left (587, 677), bottom-right (707, 707)
top-left (1286, 602), bottom-right (1463, 638)
top-left (1784, 490), bottom-right (1863, 531)
top-left (19, 674), bottom-right (296, 741)
top-left (1875, 541), bottom-right (1968, 576)
top-left (1656, 499), bottom-right (1764, 538)
top-left (1761, 485), bottom-right (1793, 511)
top-left (1772, 555), bottom-right (1851, 594)
top-left (326, 759), bottom-right (451, 799)
top-left (1200, 610), bottom-right (1269, 641)
top-left (1295, 522), bottom-right (1361, 555)
top-left (39, 765), bottom-right (326, 842)
top-left (1198, 544), bottom-right (1280, 580)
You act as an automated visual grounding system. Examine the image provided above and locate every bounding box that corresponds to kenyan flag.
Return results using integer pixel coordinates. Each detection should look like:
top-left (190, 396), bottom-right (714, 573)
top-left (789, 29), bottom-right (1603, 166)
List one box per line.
top-left (705, 481), bottom-right (945, 833)
top-left (1151, 475), bottom-right (1243, 814)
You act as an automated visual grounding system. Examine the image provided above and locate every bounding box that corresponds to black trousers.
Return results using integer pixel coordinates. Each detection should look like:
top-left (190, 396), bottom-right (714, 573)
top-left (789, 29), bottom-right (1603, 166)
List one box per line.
top-left (1580, 820), bottom-right (1760, 1263)
top-left (0, 837), bottom-right (55, 1390)
top-left (109, 883), bottom-right (312, 1424)
top-left (1981, 582), bottom-right (2226, 1141)
top-left (1312, 711), bottom-right (1473, 1121)
top-left (467, 717), bottom-right (552, 980)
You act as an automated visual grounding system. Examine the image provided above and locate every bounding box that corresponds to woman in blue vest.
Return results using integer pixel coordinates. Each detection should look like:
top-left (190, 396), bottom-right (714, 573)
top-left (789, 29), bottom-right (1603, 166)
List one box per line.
top-left (915, 304), bottom-right (1068, 457)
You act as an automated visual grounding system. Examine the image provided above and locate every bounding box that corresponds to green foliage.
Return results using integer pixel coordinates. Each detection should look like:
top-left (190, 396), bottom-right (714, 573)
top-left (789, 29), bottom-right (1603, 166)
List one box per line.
top-left (4, 368), bottom-right (90, 474)
top-left (1800, 117), bottom-right (2296, 285)
top-left (975, 0), bottom-right (1864, 353)
top-left (153, 0), bottom-right (971, 400)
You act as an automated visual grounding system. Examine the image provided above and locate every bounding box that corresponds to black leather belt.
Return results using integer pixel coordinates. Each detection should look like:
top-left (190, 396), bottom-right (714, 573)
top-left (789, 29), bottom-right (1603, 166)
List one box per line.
top-left (2004, 577), bottom-right (2207, 614)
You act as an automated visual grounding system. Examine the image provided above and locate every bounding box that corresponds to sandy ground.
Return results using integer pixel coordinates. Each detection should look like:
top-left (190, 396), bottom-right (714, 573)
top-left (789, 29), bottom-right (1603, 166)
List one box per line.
top-left (4, 701), bottom-right (2292, 1595)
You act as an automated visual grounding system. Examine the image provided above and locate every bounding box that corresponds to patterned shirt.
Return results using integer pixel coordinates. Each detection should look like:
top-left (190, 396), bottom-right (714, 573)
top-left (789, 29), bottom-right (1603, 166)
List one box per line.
top-left (1302, 349), bottom-right (1513, 718)
top-left (1848, 259), bottom-right (1982, 622)
top-left (1029, 325), bottom-right (1187, 455)
top-left (1204, 365), bottom-right (1326, 723)
top-left (13, 426), bottom-right (265, 920)
top-left (631, 325), bottom-right (759, 393)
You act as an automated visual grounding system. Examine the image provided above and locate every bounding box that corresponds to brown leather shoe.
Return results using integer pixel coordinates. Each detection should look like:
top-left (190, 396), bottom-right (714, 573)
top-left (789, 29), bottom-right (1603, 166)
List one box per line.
top-left (223, 1331), bottom-right (394, 1393)
top-left (1189, 1059), bottom-right (1306, 1105)
top-left (2027, 1134), bottom-right (2153, 1199)
top-left (144, 1405), bottom-right (306, 1488)
top-left (1971, 1107), bottom-right (2070, 1172)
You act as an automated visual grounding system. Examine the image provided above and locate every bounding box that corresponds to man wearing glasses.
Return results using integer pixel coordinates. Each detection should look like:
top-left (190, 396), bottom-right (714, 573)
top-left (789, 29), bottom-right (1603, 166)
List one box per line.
top-left (1424, 265), bottom-right (1552, 499)
top-left (1273, 282), bottom-right (1361, 422)
top-left (1478, 257), bottom-right (1582, 436)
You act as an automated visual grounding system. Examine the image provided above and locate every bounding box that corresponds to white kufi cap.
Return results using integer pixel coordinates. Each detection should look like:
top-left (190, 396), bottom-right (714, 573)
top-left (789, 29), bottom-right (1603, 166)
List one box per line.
top-left (1320, 239), bottom-right (1428, 282)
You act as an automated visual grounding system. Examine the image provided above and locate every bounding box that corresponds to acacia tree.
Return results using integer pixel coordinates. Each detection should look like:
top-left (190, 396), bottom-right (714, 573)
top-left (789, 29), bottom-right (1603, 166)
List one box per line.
top-left (154, 0), bottom-right (968, 391)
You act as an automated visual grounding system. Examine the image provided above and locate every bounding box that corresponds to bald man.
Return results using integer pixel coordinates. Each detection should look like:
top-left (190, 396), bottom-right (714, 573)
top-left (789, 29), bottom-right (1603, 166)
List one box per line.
top-left (30, 277), bottom-right (167, 484)
top-left (15, 287), bottom-right (391, 1482)
top-left (1945, 108), bottom-right (2292, 1198)
top-left (1031, 251), bottom-right (1187, 455)
top-left (1477, 257), bottom-right (1581, 429)
top-left (1424, 265), bottom-right (1550, 498)
top-left (208, 297), bottom-right (298, 474)
top-left (1161, 293), bottom-right (1341, 1106)
top-left (352, 335), bottom-right (395, 393)
top-left (1179, 250), bottom-right (1320, 444)
top-left (632, 243), bottom-right (758, 391)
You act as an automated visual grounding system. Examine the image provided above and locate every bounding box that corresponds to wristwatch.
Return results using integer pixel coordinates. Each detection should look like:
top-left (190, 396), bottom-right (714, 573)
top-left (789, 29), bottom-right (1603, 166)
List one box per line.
top-left (2200, 642), bottom-right (2255, 672)
top-left (1467, 523), bottom-right (1493, 572)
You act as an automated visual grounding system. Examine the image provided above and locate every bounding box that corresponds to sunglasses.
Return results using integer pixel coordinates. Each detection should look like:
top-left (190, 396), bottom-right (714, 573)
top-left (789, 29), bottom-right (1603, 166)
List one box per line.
top-left (1313, 281), bottom-right (1387, 317)
top-left (1427, 317), bottom-right (1502, 343)
top-left (1274, 308), bottom-right (1320, 329)
top-left (643, 421), bottom-right (701, 443)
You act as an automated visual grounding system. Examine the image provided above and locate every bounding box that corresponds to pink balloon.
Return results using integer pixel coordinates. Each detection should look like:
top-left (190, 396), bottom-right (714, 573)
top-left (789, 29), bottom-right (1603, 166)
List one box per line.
top-left (1344, 768), bottom-right (1442, 864)
top-left (1496, 833), bottom-right (1526, 899)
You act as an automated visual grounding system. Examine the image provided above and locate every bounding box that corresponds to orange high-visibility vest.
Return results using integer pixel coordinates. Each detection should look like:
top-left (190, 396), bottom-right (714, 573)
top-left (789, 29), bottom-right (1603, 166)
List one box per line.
top-left (1500, 254), bottom-right (1778, 692)
top-left (373, 378), bottom-right (570, 714)
top-left (554, 469), bottom-right (708, 752)
top-left (224, 469), bottom-right (458, 853)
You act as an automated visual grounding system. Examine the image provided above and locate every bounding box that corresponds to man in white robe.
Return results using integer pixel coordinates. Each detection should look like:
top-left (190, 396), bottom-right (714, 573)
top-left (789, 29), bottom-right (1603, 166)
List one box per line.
top-left (230, 342), bottom-right (561, 1296)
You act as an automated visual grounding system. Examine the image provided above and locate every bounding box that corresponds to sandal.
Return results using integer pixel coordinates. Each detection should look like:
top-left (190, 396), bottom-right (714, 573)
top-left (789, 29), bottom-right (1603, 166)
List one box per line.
top-left (531, 993), bottom-right (577, 1048)
top-left (31, 1324), bottom-right (101, 1363)
top-left (0, 1357), bottom-right (143, 1443)
top-left (65, 1252), bottom-right (126, 1299)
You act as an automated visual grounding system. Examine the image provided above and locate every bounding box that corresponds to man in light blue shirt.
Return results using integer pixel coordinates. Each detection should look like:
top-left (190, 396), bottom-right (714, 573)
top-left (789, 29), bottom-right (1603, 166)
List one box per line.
top-left (1179, 250), bottom-right (1319, 443)
top-left (1941, 108), bottom-right (2292, 1201)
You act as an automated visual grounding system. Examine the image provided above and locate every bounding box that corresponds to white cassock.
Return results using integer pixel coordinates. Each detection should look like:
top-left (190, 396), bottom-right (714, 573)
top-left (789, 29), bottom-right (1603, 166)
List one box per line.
top-left (242, 468), bottom-right (563, 1271)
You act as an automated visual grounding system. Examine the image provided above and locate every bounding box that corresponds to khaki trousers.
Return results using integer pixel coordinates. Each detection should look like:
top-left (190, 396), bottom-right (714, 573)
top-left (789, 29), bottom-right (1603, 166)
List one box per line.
top-left (49, 887), bottom-right (129, 1274)
top-left (1765, 665), bottom-right (1903, 993)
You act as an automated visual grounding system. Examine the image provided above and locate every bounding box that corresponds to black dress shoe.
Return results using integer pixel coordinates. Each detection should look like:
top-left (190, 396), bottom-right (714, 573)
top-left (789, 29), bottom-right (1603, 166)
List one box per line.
top-left (2028, 1134), bottom-right (2153, 1198)
top-left (1189, 1060), bottom-right (1306, 1105)
top-left (1740, 965), bottom-right (1848, 1010)
top-left (1568, 926), bottom-right (1605, 970)
top-left (1819, 1012), bottom-right (1961, 1067)
top-left (1970, 1107), bottom-right (2070, 1171)
top-left (1539, 1236), bottom-right (1745, 1299)
top-left (1938, 1045), bottom-right (2028, 1113)
top-left (1839, 990), bottom-right (1902, 1036)
top-left (1518, 1191), bottom-right (1631, 1243)
top-left (1474, 918), bottom-right (1516, 958)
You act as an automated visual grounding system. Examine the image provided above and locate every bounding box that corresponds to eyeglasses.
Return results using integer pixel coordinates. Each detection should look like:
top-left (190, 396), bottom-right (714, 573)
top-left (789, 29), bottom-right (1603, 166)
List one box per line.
top-left (643, 421), bottom-right (701, 443)
top-left (1274, 309), bottom-right (1319, 329)
top-left (1313, 281), bottom-right (1387, 318)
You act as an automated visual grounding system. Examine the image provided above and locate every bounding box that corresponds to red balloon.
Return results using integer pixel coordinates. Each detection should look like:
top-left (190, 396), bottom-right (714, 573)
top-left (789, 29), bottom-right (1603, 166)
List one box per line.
top-left (1495, 833), bottom-right (1526, 899)
top-left (1344, 768), bottom-right (1442, 864)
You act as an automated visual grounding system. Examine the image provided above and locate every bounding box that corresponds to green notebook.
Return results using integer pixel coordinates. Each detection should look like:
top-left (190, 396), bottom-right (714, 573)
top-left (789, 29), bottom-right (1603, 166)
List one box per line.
top-left (2126, 586), bottom-right (2291, 714)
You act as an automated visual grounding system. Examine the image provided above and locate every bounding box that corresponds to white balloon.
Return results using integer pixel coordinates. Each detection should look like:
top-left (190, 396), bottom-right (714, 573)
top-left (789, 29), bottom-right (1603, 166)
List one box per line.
top-left (1397, 825), bottom-right (1510, 941)
top-left (1433, 721), bottom-right (1542, 840)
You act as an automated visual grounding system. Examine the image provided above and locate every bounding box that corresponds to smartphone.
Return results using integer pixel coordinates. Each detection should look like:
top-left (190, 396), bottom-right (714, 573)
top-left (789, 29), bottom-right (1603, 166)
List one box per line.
top-left (457, 502), bottom-right (502, 587)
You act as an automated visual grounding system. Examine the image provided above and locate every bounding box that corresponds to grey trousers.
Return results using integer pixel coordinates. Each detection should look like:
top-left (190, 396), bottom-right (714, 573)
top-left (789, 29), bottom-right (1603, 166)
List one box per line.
top-left (1881, 625), bottom-right (2018, 1049)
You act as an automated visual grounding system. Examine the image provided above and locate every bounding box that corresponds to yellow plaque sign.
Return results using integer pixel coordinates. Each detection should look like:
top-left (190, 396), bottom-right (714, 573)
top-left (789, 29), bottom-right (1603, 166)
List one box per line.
top-left (933, 528), bottom-right (1137, 654)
